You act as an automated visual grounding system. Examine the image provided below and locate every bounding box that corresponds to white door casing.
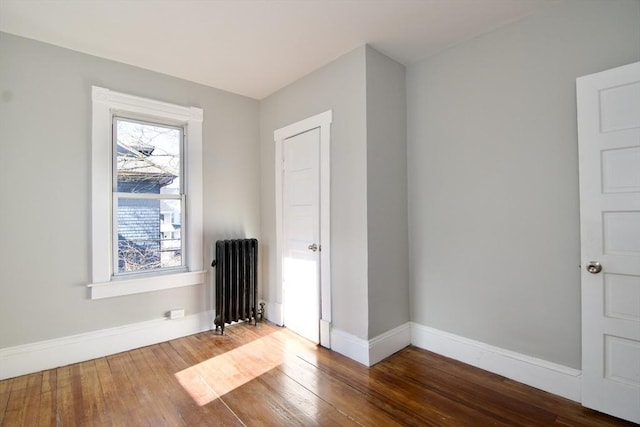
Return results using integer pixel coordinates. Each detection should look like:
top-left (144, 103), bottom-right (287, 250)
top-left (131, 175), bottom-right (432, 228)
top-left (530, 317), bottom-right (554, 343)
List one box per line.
top-left (577, 61), bottom-right (640, 424)
top-left (275, 111), bottom-right (332, 347)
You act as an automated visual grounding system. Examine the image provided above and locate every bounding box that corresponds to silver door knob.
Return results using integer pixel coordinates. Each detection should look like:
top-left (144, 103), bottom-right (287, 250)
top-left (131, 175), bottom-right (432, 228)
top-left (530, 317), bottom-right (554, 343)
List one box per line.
top-left (308, 243), bottom-right (318, 252)
top-left (586, 261), bottom-right (602, 274)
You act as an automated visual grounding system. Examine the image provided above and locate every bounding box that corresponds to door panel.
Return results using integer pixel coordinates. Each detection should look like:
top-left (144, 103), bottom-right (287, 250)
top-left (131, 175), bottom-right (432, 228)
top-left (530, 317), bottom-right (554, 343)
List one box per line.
top-left (601, 146), bottom-right (640, 193)
top-left (577, 61), bottom-right (640, 423)
top-left (605, 274), bottom-right (640, 321)
top-left (603, 212), bottom-right (640, 255)
top-left (599, 81), bottom-right (640, 132)
top-left (282, 128), bottom-right (320, 343)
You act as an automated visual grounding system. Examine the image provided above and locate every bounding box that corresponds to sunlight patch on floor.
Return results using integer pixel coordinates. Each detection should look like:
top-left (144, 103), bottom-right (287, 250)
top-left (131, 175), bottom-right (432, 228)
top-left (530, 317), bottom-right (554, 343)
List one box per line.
top-left (175, 329), bottom-right (311, 406)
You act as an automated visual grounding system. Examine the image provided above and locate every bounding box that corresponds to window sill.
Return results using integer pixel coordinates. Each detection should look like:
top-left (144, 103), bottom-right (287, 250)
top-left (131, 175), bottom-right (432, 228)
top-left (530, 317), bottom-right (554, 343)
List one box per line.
top-left (88, 270), bottom-right (207, 300)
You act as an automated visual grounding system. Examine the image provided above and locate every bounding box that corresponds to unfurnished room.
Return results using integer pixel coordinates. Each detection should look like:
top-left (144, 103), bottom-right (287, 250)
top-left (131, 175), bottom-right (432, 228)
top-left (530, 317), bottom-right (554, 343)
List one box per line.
top-left (0, 0), bottom-right (639, 425)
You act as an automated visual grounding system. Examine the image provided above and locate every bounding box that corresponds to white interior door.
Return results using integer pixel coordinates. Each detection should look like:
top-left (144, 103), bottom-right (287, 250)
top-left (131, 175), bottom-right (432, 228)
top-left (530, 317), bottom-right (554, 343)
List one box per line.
top-left (282, 128), bottom-right (321, 343)
top-left (577, 61), bottom-right (640, 424)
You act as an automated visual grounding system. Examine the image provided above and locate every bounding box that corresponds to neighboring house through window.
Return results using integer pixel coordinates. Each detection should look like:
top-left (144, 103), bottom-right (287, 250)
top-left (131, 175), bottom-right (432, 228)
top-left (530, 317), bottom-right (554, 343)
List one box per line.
top-left (114, 117), bottom-right (183, 274)
top-left (89, 86), bottom-right (204, 299)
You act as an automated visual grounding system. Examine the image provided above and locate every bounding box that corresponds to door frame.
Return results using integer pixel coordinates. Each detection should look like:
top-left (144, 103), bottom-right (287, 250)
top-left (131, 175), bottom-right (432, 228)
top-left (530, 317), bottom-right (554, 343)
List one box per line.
top-left (274, 110), bottom-right (332, 348)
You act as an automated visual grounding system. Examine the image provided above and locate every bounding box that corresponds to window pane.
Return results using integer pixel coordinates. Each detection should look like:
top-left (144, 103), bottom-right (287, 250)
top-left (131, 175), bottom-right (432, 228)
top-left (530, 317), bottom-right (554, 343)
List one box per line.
top-left (116, 197), bottom-right (183, 273)
top-left (115, 119), bottom-right (181, 194)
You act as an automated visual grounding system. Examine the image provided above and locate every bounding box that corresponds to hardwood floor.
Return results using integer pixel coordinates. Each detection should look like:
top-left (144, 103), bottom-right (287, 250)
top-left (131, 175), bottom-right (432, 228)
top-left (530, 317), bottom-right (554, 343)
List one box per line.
top-left (0, 322), bottom-right (635, 426)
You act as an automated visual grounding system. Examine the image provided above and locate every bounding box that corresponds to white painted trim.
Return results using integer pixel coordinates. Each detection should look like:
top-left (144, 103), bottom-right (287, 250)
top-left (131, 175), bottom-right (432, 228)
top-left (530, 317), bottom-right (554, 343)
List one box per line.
top-left (273, 111), bottom-right (333, 141)
top-left (369, 323), bottom-right (411, 366)
top-left (90, 86), bottom-right (204, 299)
top-left (0, 311), bottom-right (214, 380)
top-left (265, 301), bottom-right (284, 326)
top-left (89, 270), bottom-right (207, 299)
top-left (274, 138), bottom-right (284, 324)
top-left (330, 323), bottom-right (411, 367)
top-left (410, 323), bottom-right (582, 402)
top-left (92, 87), bottom-right (113, 283)
top-left (320, 319), bottom-right (331, 348)
top-left (274, 110), bottom-right (333, 347)
top-left (319, 113), bottom-right (332, 346)
top-left (330, 327), bottom-right (370, 366)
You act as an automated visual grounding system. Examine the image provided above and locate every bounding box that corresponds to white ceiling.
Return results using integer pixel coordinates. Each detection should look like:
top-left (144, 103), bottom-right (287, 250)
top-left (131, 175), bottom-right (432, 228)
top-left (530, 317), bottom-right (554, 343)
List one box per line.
top-left (0, 0), bottom-right (559, 99)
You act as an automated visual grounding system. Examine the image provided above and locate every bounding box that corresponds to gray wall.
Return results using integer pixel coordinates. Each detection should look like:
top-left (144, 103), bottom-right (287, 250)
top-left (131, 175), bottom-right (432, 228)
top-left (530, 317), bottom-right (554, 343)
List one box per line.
top-left (3, 0), bottom-right (637, 371)
top-left (259, 46), bottom-right (370, 339)
top-left (0, 33), bottom-right (260, 348)
top-left (407, 0), bottom-right (640, 368)
top-left (365, 46), bottom-right (409, 338)
top-left (259, 45), bottom-right (410, 341)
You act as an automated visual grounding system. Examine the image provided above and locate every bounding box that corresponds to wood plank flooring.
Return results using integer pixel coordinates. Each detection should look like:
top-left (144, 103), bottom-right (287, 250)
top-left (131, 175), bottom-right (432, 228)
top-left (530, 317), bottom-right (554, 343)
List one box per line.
top-left (0, 322), bottom-right (635, 426)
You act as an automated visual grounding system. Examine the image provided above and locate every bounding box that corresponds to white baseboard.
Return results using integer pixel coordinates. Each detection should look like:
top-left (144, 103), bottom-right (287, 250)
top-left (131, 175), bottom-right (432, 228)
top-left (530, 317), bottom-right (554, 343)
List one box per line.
top-left (331, 327), bottom-right (370, 365)
top-left (331, 322), bottom-right (412, 367)
top-left (369, 322), bottom-right (412, 365)
top-left (265, 301), bottom-right (283, 326)
top-left (0, 310), bottom-right (214, 380)
top-left (1, 311), bottom-right (581, 405)
top-left (410, 322), bottom-right (582, 402)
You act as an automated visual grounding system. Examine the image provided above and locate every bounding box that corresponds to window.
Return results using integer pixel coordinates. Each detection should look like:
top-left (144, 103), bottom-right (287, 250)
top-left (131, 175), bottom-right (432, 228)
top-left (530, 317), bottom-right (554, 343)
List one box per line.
top-left (89, 87), bottom-right (204, 299)
top-left (114, 117), bottom-right (184, 274)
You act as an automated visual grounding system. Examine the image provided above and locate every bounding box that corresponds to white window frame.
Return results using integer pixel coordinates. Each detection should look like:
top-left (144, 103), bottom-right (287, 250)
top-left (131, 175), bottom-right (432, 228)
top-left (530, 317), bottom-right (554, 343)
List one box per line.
top-left (88, 86), bottom-right (205, 299)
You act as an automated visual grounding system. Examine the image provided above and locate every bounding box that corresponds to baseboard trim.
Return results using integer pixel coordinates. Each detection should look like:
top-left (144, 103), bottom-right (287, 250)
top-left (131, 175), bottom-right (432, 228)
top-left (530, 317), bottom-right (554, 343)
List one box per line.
top-left (1, 313), bottom-right (582, 403)
top-left (331, 323), bottom-right (412, 367)
top-left (369, 322), bottom-right (412, 365)
top-left (0, 310), bottom-right (214, 380)
top-left (331, 328), bottom-right (370, 366)
top-left (410, 322), bottom-right (582, 402)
